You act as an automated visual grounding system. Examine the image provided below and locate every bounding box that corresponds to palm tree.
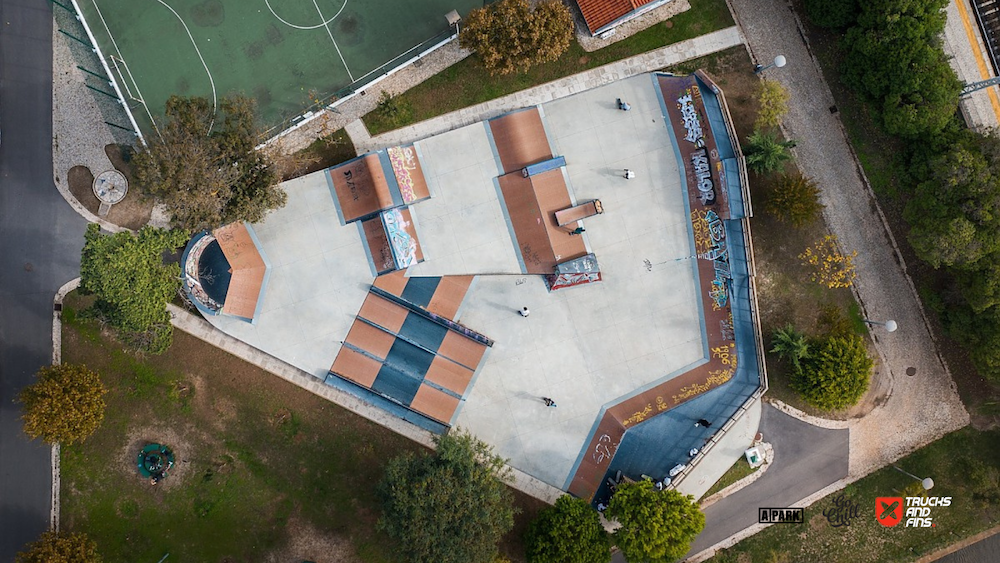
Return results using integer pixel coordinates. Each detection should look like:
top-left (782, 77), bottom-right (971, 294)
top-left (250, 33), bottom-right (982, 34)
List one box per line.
top-left (770, 324), bottom-right (809, 371)
top-left (744, 129), bottom-right (796, 174)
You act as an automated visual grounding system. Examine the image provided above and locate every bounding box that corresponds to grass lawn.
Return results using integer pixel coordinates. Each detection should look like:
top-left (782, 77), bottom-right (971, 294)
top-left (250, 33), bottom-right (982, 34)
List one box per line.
top-left (59, 292), bottom-right (547, 563)
top-left (363, 0), bottom-right (733, 134)
top-left (786, 0), bottom-right (1000, 427)
top-left (669, 47), bottom-right (872, 419)
top-left (708, 427), bottom-right (1000, 563)
top-left (701, 458), bottom-right (757, 500)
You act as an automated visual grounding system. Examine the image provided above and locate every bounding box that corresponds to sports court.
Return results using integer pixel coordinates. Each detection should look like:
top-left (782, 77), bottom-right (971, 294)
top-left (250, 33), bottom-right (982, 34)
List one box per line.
top-left (72, 0), bottom-right (482, 137)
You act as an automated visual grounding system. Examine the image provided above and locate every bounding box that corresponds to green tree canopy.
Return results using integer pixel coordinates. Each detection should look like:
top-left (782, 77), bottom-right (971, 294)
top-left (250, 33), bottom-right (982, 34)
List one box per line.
top-left (459, 0), bottom-right (574, 76)
top-left (754, 80), bottom-right (790, 131)
top-left (606, 480), bottom-right (705, 563)
top-left (743, 130), bottom-right (796, 174)
top-left (132, 95), bottom-right (286, 232)
top-left (525, 495), bottom-right (610, 563)
top-left (15, 531), bottom-right (102, 563)
top-left (804, 0), bottom-right (860, 28)
top-left (840, 0), bottom-right (960, 138)
top-left (19, 364), bottom-right (107, 445)
top-left (377, 430), bottom-right (516, 563)
top-left (905, 135), bottom-right (1000, 271)
top-left (80, 223), bottom-right (188, 354)
top-left (792, 334), bottom-right (874, 410)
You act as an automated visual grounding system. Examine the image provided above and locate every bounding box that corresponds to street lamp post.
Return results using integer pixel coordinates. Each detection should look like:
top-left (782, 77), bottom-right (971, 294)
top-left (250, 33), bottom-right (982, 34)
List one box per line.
top-left (864, 319), bottom-right (898, 332)
top-left (893, 465), bottom-right (934, 490)
top-left (754, 55), bottom-right (787, 74)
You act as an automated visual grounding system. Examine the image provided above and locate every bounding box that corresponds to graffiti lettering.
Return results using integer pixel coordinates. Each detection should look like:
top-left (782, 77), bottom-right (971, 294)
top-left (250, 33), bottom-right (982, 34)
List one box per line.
top-left (670, 369), bottom-right (735, 403)
top-left (623, 403), bottom-right (653, 427)
top-left (343, 169), bottom-right (360, 201)
top-left (592, 434), bottom-right (620, 465)
top-left (691, 147), bottom-right (716, 206)
top-left (677, 90), bottom-right (705, 147)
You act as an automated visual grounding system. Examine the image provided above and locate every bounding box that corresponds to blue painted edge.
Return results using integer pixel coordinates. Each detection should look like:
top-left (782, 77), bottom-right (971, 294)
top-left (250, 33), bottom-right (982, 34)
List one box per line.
top-left (324, 371), bottom-right (448, 434)
top-left (180, 231), bottom-right (223, 318)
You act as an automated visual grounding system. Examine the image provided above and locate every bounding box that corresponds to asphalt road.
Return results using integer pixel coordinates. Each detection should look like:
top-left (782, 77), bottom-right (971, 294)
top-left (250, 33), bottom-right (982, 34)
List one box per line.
top-left (609, 404), bottom-right (848, 562)
top-left (0, 0), bottom-right (87, 559)
top-left (936, 532), bottom-right (1000, 563)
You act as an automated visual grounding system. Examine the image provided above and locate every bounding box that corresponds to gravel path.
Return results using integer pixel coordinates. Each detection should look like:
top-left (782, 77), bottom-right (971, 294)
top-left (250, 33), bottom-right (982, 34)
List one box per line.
top-left (728, 0), bottom-right (969, 478)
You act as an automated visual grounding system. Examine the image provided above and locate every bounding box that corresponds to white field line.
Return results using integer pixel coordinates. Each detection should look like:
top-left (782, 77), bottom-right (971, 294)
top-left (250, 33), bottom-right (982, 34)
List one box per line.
top-left (155, 0), bottom-right (218, 132)
top-left (312, 0), bottom-right (355, 81)
top-left (265, 0), bottom-right (348, 30)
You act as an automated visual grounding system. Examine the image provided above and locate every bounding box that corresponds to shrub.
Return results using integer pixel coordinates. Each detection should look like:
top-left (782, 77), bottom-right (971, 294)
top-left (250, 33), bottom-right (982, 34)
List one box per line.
top-left (19, 364), bottom-right (107, 445)
top-left (766, 173), bottom-right (823, 227)
top-left (799, 235), bottom-right (857, 289)
top-left (16, 531), bottom-right (101, 563)
top-left (755, 80), bottom-right (791, 130)
top-left (792, 333), bottom-right (873, 410)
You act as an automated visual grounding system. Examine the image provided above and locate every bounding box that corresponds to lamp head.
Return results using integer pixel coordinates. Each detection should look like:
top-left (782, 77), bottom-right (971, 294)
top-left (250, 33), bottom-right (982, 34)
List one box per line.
top-left (774, 55), bottom-right (787, 68)
top-left (885, 320), bottom-right (898, 332)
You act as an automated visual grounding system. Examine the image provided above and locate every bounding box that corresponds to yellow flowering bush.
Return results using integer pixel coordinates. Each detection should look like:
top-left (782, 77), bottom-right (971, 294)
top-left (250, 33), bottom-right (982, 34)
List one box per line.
top-left (798, 235), bottom-right (857, 289)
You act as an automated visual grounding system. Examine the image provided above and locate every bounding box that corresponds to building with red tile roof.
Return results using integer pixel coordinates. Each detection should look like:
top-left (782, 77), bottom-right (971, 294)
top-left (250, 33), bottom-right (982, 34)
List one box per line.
top-left (576, 0), bottom-right (673, 36)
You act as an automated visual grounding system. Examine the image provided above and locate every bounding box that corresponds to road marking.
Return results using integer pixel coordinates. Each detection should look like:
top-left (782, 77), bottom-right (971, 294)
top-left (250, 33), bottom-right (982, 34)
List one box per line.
top-left (954, 0), bottom-right (1000, 123)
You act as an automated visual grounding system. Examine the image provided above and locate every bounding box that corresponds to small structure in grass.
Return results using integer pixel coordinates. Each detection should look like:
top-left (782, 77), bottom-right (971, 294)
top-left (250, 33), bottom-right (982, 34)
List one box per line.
top-left (137, 443), bottom-right (175, 485)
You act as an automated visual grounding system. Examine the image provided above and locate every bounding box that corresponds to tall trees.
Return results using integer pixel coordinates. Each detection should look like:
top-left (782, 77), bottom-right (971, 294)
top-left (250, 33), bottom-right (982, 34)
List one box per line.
top-left (79, 224), bottom-right (188, 354)
top-left (460, 0), bottom-right (574, 76)
top-left (525, 495), bottom-right (610, 563)
top-left (377, 431), bottom-right (516, 563)
top-left (606, 480), bottom-right (704, 563)
top-left (132, 95), bottom-right (286, 232)
top-left (840, 0), bottom-right (961, 138)
top-left (19, 365), bottom-right (107, 445)
top-left (743, 130), bottom-right (796, 174)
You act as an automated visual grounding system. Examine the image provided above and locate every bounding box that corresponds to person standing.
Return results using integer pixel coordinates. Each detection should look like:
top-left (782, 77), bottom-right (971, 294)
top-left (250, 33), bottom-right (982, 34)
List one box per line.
top-left (624, 169), bottom-right (635, 180)
top-left (541, 397), bottom-right (557, 407)
top-left (569, 226), bottom-right (585, 235)
top-left (695, 418), bottom-right (712, 427)
top-left (519, 306), bottom-right (530, 317)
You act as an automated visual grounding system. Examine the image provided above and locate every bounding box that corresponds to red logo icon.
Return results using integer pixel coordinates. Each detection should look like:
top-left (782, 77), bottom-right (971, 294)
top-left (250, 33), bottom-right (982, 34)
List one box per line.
top-left (876, 497), bottom-right (903, 527)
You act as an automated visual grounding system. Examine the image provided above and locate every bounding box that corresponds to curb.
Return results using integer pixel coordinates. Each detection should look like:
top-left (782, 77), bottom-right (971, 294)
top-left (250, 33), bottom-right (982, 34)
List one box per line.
top-left (765, 399), bottom-right (851, 430)
top-left (50, 277), bottom-right (81, 532)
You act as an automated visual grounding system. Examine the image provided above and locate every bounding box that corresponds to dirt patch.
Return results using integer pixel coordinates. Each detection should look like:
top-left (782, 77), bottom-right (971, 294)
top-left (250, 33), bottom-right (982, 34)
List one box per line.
top-left (68, 165), bottom-right (99, 214)
top-left (264, 515), bottom-right (360, 563)
top-left (118, 426), bottom-right (195, 492)
top-left (65, 146), bottom-right (153, 230)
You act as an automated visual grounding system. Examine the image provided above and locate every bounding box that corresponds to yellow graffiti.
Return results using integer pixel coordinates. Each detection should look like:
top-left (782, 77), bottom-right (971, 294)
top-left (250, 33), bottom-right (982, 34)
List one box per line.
top-left (623, 403), bottom-right (653, 427)
top-left (670, 369), bottom-right (735, 404)
top-left (711, 344), bottom-right (736, 367)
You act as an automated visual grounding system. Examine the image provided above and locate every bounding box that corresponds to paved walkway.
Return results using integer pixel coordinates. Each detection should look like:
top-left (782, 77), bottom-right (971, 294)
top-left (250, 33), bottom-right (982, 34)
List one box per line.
top-left (730, 0), bottom-right (968, 477)
top-left (346, 26), bottom-right (744, 152)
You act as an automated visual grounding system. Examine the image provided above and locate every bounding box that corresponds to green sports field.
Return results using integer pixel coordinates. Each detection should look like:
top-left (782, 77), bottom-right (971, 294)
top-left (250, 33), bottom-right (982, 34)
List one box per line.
top-left (75, 0), bottom-right (483, 137)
